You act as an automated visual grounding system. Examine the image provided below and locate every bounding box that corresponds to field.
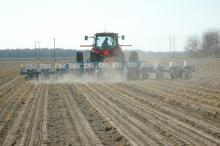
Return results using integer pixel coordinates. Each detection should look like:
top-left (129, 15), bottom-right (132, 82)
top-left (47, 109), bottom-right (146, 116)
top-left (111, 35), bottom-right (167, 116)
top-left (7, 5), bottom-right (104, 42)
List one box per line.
top-left (0, 58), bottom-right (220, 146)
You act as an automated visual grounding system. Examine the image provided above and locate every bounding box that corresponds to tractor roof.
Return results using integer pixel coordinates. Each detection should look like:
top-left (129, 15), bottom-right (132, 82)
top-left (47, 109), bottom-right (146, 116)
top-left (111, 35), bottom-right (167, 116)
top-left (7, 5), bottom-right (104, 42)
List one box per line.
top-left (95, 32), bottom-right (118, 36)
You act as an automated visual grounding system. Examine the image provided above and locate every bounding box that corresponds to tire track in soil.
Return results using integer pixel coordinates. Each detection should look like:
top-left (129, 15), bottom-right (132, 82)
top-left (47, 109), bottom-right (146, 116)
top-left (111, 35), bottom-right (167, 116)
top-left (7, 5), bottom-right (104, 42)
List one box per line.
top-left (0, 83), bottom-right (33, 142)
top-left (0, 81), bottom-right (26, 120)
top-left (136, 80), bottom-right (220, 121)
top-left (60, 84), bottom-right (102, 146)
top-left (0, 74), bottom-right (27, 144)
top-left (0, 79), bottom-right (27, 114)
top-left (142, 80), bottom-right (220, 106)
top-left (87, 83), bottom-right (195, 146)
top-left (0, 71), bottom-right (17, 81)
top-left (26, 83), bottom-right (48, 146)
top-left (41, 84), bottom-right (48, 146)
top-left (136, 80), bottom-right (220, 112)
top-left (100, 82), bottom-right (219, 146)
top-left (118, 81), bottom-right (217, 124)
top-left (0, 71), bottom-right (17, 86)
top-left (185, 78), bottom-right (220, 90)
top-left (2, 84), bottom-right (41, 146)
top-left (67, 84), bottom-right (131, 146)
top-left (2, 83), bottom-right (48, 146)
top-left (130, 81), bottom-right (220, 127)
top-left (163, 79), bottom-right (220, 96)
top-left (0, 76), bottom-right (24, 108)
top-left (0, 75), bottom-right (22, 93)
top-left (176, 79), bottom-right (220, 91)
top-left (107, 82), bottom-right (220, 145)
top-left (47, 84), bottom-right (84, 146)
top-left (16, 84), bottom-right (46, 146)
top-left (75, 83), bottom-right (159, 146)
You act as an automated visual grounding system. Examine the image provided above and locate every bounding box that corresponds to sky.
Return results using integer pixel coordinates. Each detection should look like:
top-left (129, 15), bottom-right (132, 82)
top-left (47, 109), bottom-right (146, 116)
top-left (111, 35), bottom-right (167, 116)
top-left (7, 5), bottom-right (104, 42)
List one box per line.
top-left (0, 0), bottom-right (220, 52)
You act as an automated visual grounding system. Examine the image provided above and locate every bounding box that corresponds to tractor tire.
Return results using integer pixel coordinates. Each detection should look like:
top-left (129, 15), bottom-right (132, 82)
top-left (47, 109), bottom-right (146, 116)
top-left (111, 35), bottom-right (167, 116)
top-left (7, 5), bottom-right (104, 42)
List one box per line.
top-left (184, 72), bottom-right (190, 79)
top-left (178, 69), bottom-right (184, 78)
top-left (114, 51), bottom-right (125, 63)
top-left (126, 69), bottom-right (140, 80)
top-left (140, 71), bottom-right (149, 80)
top-left (129, 51), bottom-right (139, 62)
top-left (156, 71), bottom-right (163, 80)
top-left (184, 69), bottom-right (192, 79)
top-left (90, 51), bottom-right (99, 62)
top-left (170, 69), bottom-right (176, 80)
top-left (76, 51), bottom-right (83, 63)
top-left (25, 75), bottom-right (30, 80)
top-left (170, 73), bottom-right (175, 80)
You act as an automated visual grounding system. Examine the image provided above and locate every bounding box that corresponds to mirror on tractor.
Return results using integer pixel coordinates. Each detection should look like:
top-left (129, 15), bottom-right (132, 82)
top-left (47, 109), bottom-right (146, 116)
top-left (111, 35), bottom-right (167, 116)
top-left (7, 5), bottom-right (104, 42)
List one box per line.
top-left (121, 35), bottom-right (125, 40)
top-left (85, 36), bottom-right (88, 40)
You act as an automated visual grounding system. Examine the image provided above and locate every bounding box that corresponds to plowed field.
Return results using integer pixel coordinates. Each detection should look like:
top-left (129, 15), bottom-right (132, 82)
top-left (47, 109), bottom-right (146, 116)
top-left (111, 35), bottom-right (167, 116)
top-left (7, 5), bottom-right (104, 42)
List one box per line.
top-left (0, 59), bottom-right (220, 146)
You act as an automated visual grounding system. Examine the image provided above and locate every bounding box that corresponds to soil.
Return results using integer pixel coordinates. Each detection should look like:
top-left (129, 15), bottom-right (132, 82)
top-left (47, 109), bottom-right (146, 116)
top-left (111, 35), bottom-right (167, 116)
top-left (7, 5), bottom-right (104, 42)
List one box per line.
top-left (0, 58), bottom-right (220, 146)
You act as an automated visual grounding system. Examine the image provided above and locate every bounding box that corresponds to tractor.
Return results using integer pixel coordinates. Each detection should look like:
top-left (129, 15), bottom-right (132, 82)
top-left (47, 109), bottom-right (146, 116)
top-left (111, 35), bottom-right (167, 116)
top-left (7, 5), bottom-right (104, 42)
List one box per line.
top-left (79, 32), bottom-right (127, 63)
top-left (78, 32), bottom-right (133, 80)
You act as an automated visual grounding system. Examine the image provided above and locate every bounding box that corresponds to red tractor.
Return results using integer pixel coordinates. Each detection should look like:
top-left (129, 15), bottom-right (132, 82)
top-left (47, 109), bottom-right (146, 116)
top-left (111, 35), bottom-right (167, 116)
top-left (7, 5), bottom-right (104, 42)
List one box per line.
top-left (78, 32), bottom-right (131, 63)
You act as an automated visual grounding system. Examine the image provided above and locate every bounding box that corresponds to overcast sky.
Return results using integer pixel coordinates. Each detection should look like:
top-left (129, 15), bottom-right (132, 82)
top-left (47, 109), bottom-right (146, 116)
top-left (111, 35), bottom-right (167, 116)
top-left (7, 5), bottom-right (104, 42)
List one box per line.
top-left (0, 0), bottom-right (220, 51)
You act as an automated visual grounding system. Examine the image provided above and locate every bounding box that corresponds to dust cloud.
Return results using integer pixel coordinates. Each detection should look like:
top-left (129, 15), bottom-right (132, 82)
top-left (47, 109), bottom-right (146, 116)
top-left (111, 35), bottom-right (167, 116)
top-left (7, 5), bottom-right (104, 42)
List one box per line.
top-left (30, 69), bottom-right (127, 84)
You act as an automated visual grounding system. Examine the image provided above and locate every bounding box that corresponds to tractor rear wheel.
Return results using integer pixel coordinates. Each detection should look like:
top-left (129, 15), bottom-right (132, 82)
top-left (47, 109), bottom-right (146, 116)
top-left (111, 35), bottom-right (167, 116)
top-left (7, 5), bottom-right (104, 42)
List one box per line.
top-left (90, 51), bottom-right (100, 62)
top-left (114, 51), bottom-right (125, 63)
top-left (156, 71), bottom-right (163, 80)
top-left (127, 51), bottom-right (140, 80)
top-left (140, 70), bottom-right (149, 80)
top-left (76, 52), bottom-right (83, 62)
top-left (129, 51), bottom-right (139, 62)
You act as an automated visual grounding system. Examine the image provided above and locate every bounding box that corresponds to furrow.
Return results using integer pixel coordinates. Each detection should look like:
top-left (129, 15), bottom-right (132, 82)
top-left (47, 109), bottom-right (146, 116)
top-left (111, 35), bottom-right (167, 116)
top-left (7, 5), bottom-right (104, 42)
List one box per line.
top-left (2, 85), bottom-right (41, 146)
top-left (18, 84), bottom-right (45, 146)
top-left (68, 84), bottom-right (132, 146)
top-left (60, 84), bottom-right (103, 146)
top-left (90, 83), bottom-right (195, 146)
top-left (109, 82), bottom-right (220, 145)
top-left (76, 83), bottom-right (158, 146)
top-left (102, 83), bottom-right (217, 146)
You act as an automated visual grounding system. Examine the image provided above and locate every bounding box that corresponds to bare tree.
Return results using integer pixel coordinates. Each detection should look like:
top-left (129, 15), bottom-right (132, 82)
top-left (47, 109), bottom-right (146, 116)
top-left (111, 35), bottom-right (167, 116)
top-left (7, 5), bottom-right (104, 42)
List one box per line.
top-left (184, 35), bottom-right (200, 57)
top-left (202, 28), bottom-right (220, 57)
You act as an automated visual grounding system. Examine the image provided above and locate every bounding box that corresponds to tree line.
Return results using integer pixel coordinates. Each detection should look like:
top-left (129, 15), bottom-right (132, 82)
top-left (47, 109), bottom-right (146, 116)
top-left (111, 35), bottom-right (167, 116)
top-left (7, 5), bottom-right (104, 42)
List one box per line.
top-left (0, 48), bottom-right (90, 59)
top-left (184, 28), bottom-right (220, 57)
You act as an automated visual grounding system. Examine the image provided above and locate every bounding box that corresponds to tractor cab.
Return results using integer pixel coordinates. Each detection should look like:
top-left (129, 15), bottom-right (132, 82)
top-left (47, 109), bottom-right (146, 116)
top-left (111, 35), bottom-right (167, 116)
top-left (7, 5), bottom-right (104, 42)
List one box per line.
top-left (94, 33), bottom-right (118, 50)
top-left (82, 32), bottom-right (126, 62)
top-left (90, 33), bottom-right (123, 58)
